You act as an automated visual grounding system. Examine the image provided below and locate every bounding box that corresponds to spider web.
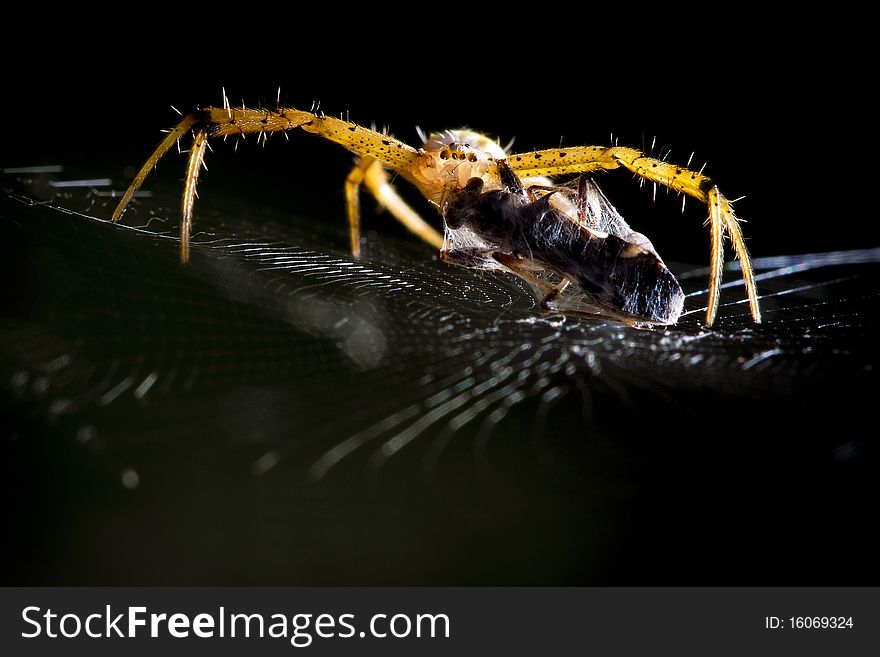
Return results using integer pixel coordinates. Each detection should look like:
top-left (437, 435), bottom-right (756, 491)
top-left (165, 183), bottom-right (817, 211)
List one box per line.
top-left (1, 165), bottom-right (877, 585)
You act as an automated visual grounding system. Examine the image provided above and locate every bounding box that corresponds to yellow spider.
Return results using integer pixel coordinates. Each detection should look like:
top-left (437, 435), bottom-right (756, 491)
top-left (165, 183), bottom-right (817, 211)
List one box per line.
top-left (112, 94), bottom-right (761, 327)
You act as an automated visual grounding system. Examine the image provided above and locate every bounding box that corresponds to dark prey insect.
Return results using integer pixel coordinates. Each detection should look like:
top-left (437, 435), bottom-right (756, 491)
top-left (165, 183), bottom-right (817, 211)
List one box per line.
top-left (443, 161), bottom-right (685, 325)
top-left (111, 93), bottom-right (761, 326)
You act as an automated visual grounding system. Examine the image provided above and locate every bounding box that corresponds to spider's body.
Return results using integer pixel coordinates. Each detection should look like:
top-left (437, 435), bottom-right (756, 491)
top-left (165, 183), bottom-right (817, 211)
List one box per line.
top-left (112, 98), bottom-right (761, 326)
top-left (411, 129), bottom-right (505, 203)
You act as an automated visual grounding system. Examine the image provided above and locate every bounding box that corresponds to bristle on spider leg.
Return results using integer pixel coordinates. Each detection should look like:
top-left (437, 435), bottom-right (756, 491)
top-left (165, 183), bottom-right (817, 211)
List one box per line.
top-left (222, 87), bottom-right (232, 118)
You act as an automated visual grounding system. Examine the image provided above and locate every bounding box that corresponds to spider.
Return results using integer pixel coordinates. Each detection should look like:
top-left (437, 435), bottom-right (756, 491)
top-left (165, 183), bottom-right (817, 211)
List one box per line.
top-left (112, 94), bottom-right (761, 327)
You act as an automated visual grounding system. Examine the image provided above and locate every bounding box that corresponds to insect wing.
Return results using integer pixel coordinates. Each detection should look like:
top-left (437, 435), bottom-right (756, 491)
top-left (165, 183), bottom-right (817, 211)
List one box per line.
top-left (572, 176), bottom-right (661, 261)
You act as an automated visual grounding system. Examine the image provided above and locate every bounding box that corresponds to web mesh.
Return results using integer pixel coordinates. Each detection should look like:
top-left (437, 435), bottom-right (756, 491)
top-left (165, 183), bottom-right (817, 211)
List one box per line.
top-left (2, 165), bottom-right (877, 585)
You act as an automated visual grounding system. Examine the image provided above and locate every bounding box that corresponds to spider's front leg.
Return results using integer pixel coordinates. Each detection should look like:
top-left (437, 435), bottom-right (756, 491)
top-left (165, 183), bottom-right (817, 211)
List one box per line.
top-left (111, 108), bottom-right (315, 262)
top-left (345, 157), bottom-right (444, 258)
top-left (113, 104), bottom-right (424, 262)
top-left (507, 146), bottom-right (761, 326)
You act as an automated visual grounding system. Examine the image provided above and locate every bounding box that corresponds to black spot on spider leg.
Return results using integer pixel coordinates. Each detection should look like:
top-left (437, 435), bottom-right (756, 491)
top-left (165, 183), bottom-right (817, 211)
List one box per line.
top-left (193, 109), bottom-right (223, 136)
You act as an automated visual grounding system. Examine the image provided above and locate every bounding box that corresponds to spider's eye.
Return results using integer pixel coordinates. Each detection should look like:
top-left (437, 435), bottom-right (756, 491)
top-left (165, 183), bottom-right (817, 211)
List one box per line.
top-left (440, 150), bottom-right (450, 160)
top-left (467, 153), bottom-right (478, 162)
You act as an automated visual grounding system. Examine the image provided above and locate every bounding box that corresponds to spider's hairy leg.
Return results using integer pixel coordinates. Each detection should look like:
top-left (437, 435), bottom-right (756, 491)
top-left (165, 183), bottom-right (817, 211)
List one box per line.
top-left (346, 157), bottom-right (444, 258)
top-left (181, 129), bottom-right (208, 264)
top-left (345, 159), bottom-right (369, 257)
top-left (113, 105), bottom-right (424, 262)
top-left (193, 107), bottom-right (423, 173)
top-left (612, 148), bottom-right (761, 326)
top-left (507, 146), bottom-right (761, 326)
top-left (111, 114), bottom-right (196, 223)
top-left (707, 187), bottom-right (725, 325)
top-left (109, 108), bottom-right (313, 228)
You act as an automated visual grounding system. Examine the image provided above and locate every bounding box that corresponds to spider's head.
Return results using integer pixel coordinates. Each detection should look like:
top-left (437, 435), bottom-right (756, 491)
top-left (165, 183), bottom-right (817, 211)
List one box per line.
top-left (412, 129), bottom-right (507, 204)
top-left (418, 128), bottom-right (508, 160)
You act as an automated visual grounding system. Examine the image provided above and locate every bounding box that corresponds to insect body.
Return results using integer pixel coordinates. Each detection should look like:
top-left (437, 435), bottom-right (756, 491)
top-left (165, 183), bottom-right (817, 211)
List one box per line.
top-left (112, 97), bottom-right (761, 326)
top-left (443, 162), bottom-right (685, 325)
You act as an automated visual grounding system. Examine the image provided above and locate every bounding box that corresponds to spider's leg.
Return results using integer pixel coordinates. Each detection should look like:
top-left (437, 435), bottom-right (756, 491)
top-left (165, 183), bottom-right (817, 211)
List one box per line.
top-left (507, 146), bottom-right (760, 326)
top-left (346, 157), bottom-right (443, 258)
top-left (114, 106), bottom-right (423, 262)
top-left (363, 160), bottom-right (444, 252)
top-left (117, 121), bottom-right (207, 263)
top-left (180, 129), bottom-right (208, 264)
top-left (345, 158), bottom-right (369, 257)
top-left (111, 115), bottom-right (196, 224)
